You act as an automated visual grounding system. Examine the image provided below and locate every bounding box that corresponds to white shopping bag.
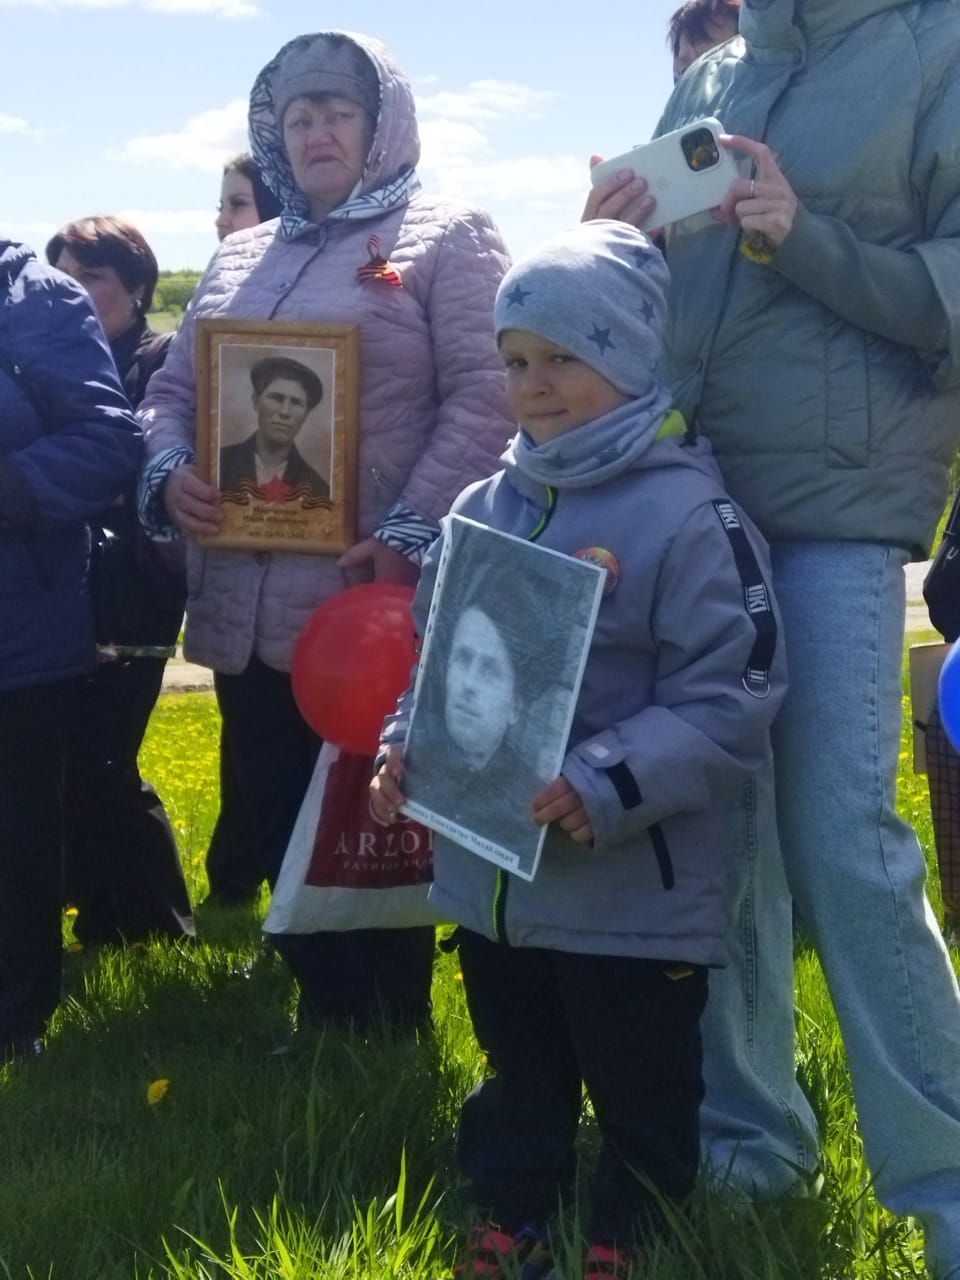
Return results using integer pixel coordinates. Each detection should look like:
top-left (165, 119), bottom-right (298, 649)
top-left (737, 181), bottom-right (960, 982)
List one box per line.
top-left (265, 742), bottom-right (443, 934)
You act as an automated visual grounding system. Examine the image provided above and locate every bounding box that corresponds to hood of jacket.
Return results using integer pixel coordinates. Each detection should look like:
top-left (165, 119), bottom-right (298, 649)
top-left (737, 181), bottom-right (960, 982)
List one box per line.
top-left (248, 31), bottom-right (420, 218)
top-left (740, 0), bottom-right (926, 54)
top-left (0, 241), bottom-right (34, 290)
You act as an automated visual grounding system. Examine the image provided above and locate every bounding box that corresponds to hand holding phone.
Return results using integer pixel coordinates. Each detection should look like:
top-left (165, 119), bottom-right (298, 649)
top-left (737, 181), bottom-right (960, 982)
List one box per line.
top-left (589, 118), bottom-right (739, 230)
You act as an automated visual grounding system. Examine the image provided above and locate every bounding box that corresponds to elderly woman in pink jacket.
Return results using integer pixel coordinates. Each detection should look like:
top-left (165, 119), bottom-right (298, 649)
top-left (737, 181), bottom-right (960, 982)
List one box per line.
top-left (138, 30), bottom-right (512, 1034)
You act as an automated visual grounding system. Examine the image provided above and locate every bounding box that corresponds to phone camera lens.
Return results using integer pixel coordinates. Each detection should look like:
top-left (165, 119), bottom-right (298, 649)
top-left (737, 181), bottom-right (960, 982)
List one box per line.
top-left (681, 128), bottom-right (720, 172)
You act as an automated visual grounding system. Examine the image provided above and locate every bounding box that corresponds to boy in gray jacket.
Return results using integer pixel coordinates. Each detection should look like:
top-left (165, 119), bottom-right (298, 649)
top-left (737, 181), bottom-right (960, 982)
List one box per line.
top-left (371, 221), bottom-right (785, 1277)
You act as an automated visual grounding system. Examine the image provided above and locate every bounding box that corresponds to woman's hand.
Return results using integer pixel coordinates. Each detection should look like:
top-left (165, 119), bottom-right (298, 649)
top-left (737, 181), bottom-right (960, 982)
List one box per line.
top-left (581, 155), bottom-right (657, 228)
top-left (531, 776), bottom-right (594, 844)
top-left (718, 134), bottom-right (799, 248)
top-left (337, 537), bottom-right (419, 586)
top-left (370, 746), bottom-right (407, 824)
top-left (163, 463), bottom-right (223, 537)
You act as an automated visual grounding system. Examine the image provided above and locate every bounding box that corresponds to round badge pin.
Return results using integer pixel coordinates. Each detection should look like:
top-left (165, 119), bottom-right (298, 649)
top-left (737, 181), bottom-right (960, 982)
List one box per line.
top-left (574, 547), bottom-right (620, 596)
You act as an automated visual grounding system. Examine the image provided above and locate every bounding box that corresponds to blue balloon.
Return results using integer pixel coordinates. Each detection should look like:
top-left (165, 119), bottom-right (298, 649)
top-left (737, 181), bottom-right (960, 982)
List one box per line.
top-left (938, 638), bottom-right (960, 752)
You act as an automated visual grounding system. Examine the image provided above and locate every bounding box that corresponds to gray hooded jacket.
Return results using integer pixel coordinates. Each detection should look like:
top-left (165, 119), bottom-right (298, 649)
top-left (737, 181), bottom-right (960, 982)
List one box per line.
top-left (659, 0), bottom-right (960, 557)
top-left (383, 409), bottom-right (786, 967)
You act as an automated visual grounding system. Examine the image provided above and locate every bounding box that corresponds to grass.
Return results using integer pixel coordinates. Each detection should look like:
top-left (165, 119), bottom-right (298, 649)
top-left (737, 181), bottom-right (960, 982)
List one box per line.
top-left (0, 680), bottom-right (952, 1279)
top-left (147, 309), bottom-right (182, 335)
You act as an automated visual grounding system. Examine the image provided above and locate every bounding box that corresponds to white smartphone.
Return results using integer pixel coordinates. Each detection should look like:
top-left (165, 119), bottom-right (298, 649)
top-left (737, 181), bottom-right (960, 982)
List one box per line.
top-left (589, 118), bottom-right (739, 229)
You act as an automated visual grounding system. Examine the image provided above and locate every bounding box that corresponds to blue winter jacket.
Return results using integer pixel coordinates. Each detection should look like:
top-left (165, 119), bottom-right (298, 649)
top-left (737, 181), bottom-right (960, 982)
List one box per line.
top-left (0, 242), bottom-right (142, 691)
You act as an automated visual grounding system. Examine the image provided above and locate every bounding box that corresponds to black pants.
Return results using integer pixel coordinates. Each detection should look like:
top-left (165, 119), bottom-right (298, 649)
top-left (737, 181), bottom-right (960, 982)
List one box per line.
top-left (63, 657), bottom-right (192, 945)
top-left (456, 930), bottom-right (708, 1246)
top-left (0, 680), bottom-right (75, 1039)
top-left (206, 656), bottom-right (320, 900)
top-left (207, 657), bottom-right (433, 1030)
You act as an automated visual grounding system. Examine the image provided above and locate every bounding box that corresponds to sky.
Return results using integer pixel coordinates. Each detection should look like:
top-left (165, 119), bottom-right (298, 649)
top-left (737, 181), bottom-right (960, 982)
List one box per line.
top-left (2, 0), bottom-right (683, 273)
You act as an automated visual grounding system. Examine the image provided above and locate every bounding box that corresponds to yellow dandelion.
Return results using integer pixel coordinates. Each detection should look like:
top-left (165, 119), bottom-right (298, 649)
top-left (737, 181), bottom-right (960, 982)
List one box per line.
top-left (65, 906), bottom-right (78, 918)
top-left (147, 1078), bottom-right (171, 1105)
top-left (454, 972), bottom-right (464, 982)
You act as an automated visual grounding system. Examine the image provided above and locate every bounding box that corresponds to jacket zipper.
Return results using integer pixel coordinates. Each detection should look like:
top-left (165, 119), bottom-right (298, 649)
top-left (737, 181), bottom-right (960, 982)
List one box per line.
top-left (492, 483), bottom-right (558, 944)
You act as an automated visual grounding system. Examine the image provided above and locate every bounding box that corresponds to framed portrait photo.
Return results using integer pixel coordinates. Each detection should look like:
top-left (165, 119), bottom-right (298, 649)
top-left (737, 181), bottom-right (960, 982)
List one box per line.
top-left (196, 319), bottom-right (359, 553)
top-left (401, 517), bottom-right (605, 882)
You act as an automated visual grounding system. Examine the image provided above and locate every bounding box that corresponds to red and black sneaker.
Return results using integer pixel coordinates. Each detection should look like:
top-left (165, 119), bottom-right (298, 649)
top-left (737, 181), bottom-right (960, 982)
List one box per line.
top-left (454, 1224), bottom-right (553, 1280)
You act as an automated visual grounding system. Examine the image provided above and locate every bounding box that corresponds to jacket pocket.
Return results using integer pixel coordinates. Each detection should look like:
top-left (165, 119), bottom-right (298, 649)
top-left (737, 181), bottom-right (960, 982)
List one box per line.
top-left (824, 317), bottom-right (870, 469)
top-left (648, 823), bottom-right (675, 891)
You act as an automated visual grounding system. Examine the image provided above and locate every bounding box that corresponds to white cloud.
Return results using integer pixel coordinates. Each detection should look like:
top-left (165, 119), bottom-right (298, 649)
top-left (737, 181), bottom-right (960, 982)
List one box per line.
top-left (418, 118), bottom-right (490, 171)
top-left (8, 210), bottom-right (214, 240)
top-left (116, 208), bottom-right (217, 235)
top-left (0, 112), bottom-right (43, 140)
top-left (144, 0), bottom-right (257, 14)
top-left (415, 81), bottom-right (583, 210)
top-left (417, 80), bottom-right (558, 124)
top-left (425, 154), bottom-right (588, 207)
top-left (4, 219), bottom-right (58, 244)
top-left (112, 98), bottom-right (247, 172)
top-left (0, 0), bottom-right (258, 15)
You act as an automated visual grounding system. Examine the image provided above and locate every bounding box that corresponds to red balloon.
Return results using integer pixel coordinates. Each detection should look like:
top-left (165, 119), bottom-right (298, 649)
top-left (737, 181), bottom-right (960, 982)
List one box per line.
top-left (291, 583), bottom-right (417, 755)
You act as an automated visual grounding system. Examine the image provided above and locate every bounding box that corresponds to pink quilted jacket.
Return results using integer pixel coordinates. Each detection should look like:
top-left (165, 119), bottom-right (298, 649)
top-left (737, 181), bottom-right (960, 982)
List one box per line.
top-left (139, 34), bottom-right (512, 674)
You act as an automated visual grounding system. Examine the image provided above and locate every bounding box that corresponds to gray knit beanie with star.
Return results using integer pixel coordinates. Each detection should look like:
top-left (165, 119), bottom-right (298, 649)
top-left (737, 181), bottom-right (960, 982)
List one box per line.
top-left (494, 220), bottom-right (669, 397)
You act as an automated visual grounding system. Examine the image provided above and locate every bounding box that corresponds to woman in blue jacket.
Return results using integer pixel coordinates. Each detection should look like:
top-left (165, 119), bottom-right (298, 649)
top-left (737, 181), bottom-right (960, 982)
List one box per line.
top-left (0, 240), bottom-right (141, 1061)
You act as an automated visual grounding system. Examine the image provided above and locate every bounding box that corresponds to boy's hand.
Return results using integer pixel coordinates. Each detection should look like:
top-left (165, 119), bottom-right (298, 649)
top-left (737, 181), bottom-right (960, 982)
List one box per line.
top-left (532, 777), bottom-right (594, 844)
top-left (369, 746), bottom-right (407, 825)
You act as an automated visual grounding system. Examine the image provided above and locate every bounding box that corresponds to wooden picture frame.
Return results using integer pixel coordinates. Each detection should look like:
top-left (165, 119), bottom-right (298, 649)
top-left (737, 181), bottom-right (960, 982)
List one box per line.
top-left (196, 319), bottom-right (359, 553)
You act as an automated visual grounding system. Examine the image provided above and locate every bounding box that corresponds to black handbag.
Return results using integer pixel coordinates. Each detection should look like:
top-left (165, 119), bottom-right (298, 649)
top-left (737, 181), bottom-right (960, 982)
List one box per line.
top-left (91, 505), bottom-right (186, 653)
top-left (923, 491), bottom-right (960, 643)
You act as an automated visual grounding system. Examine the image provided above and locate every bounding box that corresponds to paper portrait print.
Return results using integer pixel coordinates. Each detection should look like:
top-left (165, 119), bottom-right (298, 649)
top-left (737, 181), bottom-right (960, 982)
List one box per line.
top-left (402, 516), bottom-right (605, 881)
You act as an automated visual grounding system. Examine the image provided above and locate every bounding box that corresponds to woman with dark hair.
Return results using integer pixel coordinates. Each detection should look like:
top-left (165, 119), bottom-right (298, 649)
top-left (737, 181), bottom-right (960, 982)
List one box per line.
top-left (138, 30), bottom-right (512, 1033)
top-left (667, 0), bottom-right (740, 80)
top-left (46, 216), bottom-right (192, 948)
top-left (216, 152), bottom-right (283, 241)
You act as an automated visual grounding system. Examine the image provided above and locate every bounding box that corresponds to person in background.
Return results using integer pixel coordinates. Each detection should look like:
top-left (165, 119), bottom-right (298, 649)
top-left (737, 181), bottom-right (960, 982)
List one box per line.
top-left (587, 0), bottom-right (960, 1273)
top-left (46, 216), bottom-right (192, 947)
top-left (0, 239), bottom-right (141, 1060)
top-left (138, 30), bottom-right (512, 1034)
top-left (212, 155), bottom-right (284, 899)
top-left (668, 0), bottom-right (740, 80)
top-left (216, 152), bottom-right (283, 241)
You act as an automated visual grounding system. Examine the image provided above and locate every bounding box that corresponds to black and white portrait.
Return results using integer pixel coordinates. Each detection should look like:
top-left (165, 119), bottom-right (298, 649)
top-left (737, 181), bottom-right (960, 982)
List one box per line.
top-left (196, 319), bottom-right (360, 554)
top-left (217, 343), bottom-right (335, 503)
top-left (402, 517), bottom-right (604, 881)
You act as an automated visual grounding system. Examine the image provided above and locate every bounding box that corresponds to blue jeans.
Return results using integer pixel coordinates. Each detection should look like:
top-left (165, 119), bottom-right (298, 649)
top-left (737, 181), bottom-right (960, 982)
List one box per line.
top-left (701, 541), bottom-right (960, 1278)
